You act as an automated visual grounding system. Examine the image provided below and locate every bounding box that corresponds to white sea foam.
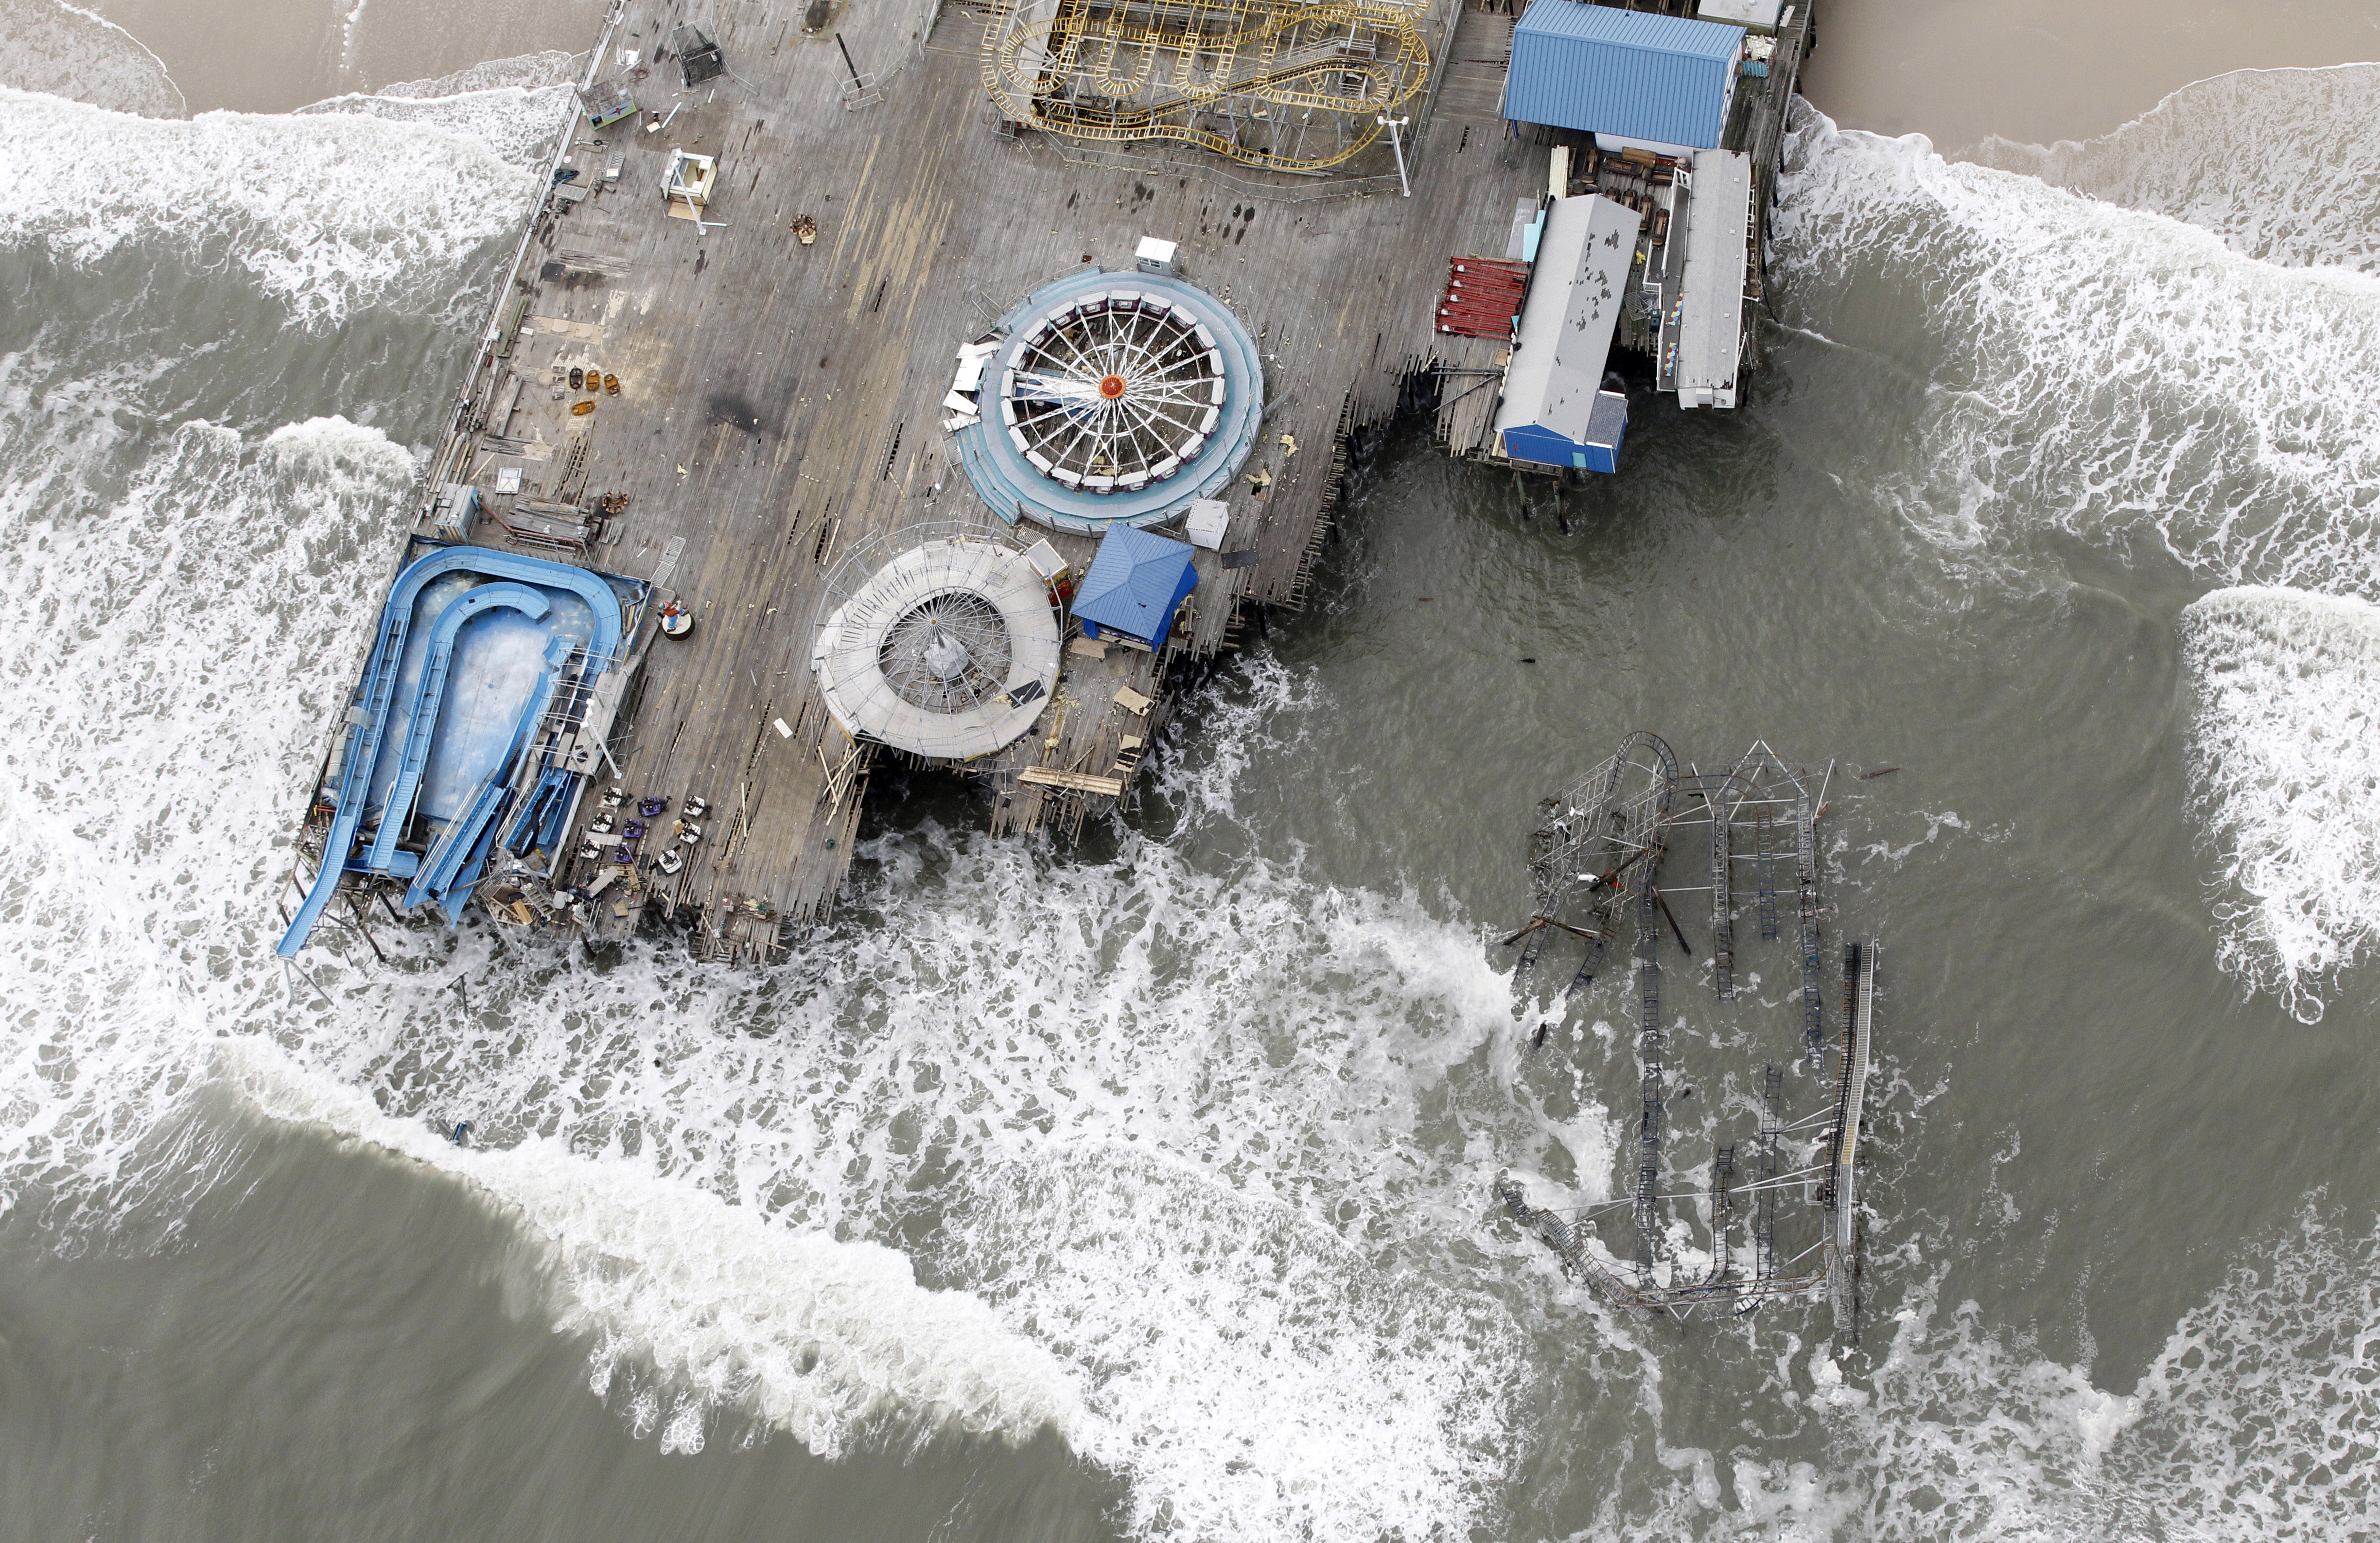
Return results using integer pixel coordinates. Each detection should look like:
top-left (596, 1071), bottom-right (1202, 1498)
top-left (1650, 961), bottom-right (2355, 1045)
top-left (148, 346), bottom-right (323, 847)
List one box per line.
top-left (0, 85), bottom-right (559, 325)
top-left (1582, 1204), bottom-right (2380, 1542)
top-left (1971, 66), bottom-right (2380, 277)
top-left (274, 795), bottom-right (1549, 1537)
top-left (220, 1038), bottom-right (1085, 1458)
top-left (0, 412), bottom-right (409, 1215)
top-left (949, 1147), bottom-right (1532, 1541)
top-left (299, 63), bottom-right (581, 175)
top-left (2178, 586), bottom-right (2380, 1021)
top-left (0, 0), bottom-right (184, 118)
top-left (1824, 1204), bottom-right (2380, 1543)
top-left (377, 49), bottom-right (586, 100)
top-left (1773, 106), bottom-right (2380, 596)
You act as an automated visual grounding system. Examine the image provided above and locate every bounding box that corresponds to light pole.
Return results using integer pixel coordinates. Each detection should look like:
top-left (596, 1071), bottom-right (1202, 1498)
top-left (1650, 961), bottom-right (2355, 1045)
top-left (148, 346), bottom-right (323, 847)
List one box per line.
top-left (1377, 115), bottom-right (1411, 198)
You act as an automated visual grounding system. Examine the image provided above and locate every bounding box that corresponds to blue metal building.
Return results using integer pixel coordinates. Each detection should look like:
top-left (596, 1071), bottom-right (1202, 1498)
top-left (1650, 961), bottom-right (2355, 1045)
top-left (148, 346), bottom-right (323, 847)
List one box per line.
top-left (1073, 526), bottom-right (1199, 651)
top-left (1503, 2), bottom-right (1746, 152)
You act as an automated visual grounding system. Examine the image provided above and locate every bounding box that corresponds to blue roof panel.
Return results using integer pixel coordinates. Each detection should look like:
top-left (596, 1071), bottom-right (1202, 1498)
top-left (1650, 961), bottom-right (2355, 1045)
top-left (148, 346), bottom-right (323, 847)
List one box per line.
top-left (1505, 1), bottom-right (1745, 149)
top-left (1517, 0), bottom-right (1741, 57)
top-left (1074, 526), bottom-right (1199, 649)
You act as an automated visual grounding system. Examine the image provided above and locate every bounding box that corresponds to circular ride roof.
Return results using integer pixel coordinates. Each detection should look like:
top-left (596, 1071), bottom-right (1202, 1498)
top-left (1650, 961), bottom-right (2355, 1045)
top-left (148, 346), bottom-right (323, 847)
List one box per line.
top-left (955, 267), bottom-right (1263, 535)
top-left (809, 535), bottom-right (1062, 760)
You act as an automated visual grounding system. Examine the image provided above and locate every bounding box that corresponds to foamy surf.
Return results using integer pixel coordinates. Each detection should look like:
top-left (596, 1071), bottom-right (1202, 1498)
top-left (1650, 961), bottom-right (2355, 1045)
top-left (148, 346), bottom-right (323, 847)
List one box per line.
top-left (0, 84), bottom-right (559, 325)
top-left (1772, 105), bottom-right (2380, 596)
top-left (1970, 65), bottom-right (2380, 277)
top-left (0, 0), bottom-right (184, 118)
top-left (2179, 585), bottom-right (2380, 1021)
top-left (1580, 1201), bottom-right (2379, 1543)
top-left (297, 54), bottom-right (583, 176)
top-left (948, 1147), bottom-right (1533, 1542)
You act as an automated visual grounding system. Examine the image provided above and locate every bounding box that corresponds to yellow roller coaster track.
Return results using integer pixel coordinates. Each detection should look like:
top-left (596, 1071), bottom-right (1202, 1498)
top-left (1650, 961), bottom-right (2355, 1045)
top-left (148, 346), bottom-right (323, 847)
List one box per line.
top-left (981, 0), bottom-right (1432, 173)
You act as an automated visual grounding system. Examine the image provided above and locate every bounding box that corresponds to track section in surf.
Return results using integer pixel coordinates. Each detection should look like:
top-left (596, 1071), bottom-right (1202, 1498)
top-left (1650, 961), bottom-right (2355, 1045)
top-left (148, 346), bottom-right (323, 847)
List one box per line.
top-left (2180, 585), bottom-right (2380, 1021)
top-left (1584, 1204), bottom-right (2380, 1543)
top-left (0, 84), bottom-right (561, 325)
top-left (1770, 105), bottom-right (2380, 599)
top-left (1970, 65), bottom-right (2380, 277)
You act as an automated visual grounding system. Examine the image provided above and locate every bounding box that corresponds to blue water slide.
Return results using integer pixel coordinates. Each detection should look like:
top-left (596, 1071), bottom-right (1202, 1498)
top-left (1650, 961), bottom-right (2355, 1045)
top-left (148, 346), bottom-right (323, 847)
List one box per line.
top-left (278, 548), bottom-right (630, 959)
top-left (365, 583), bottom-right (550, 873)
top-left (439, 793), bottom-right (518, 923)
top-left (504, 765), bottom-right (572, 854)
top-left (407, 777), bottom-right (512, 915)
top-left (536, 779), bottom-right (579, 849)
top-left (405, 661), bottom-right (563, 914)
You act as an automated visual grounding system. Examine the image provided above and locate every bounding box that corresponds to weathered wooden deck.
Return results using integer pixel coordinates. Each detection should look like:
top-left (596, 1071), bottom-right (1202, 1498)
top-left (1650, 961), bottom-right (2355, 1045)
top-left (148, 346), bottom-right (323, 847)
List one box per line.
top-left (406, 0), bottom-right (1548, 961)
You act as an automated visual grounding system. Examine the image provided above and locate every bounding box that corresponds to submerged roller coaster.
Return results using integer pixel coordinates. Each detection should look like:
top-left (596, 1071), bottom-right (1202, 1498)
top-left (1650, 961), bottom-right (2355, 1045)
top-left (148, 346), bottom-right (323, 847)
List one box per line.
top-left (982, 0), bottom-right (1433, 173)
top-left (1499, 734), bottom-right (1880, 1328)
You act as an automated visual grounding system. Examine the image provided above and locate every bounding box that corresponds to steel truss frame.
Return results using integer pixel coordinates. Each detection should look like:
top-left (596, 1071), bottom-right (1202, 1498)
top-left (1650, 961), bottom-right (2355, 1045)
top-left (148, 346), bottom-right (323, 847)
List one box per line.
top-left (1503, 736), bottom-right (1877, 1327)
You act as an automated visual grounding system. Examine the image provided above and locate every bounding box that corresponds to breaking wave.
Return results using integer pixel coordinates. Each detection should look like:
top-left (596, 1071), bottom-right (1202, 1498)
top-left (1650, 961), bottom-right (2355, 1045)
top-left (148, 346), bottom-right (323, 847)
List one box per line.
top-left (0, 84), bottom-right (560, 325)
top-left (1970, 66), bottom-right (2380, 277)
top-left (376, 49), bottom-right (586, 100)
top-left (1771, 105), bottom-right (2380, 596)
top-left (0, 0), bottom-right (184, 118)
top-left (2179, 585), bottom-right (2380, 1021)
top-left (221, 1040), bottom-right (1085, 1458)
top-left (298, 52), bottom-right (582, 174)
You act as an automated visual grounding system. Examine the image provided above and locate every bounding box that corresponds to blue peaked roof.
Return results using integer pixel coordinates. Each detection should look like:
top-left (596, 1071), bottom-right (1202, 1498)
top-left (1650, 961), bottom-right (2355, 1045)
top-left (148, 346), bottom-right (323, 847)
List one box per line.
top-left (1074, 526), bottom-right (1198, 649)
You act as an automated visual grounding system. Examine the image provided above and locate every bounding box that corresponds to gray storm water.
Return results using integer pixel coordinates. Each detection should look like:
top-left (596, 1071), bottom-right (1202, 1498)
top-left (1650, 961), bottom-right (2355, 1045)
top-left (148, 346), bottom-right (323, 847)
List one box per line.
top-left (2, 11), bottom-right (2378, 1543)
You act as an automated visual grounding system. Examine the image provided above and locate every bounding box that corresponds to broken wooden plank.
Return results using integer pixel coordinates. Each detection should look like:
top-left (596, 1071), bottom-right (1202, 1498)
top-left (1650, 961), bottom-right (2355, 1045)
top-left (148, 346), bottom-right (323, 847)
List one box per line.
top-left (1019, 767), bottom-right (1125, 797)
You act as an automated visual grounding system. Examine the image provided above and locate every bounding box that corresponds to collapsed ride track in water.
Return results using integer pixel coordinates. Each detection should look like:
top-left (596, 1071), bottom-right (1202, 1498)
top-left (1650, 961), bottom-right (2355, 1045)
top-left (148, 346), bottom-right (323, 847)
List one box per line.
top-left (1501, 734), bottom-right (1878, 1328)
top-left (981, 0), bottom-right (1432, 173)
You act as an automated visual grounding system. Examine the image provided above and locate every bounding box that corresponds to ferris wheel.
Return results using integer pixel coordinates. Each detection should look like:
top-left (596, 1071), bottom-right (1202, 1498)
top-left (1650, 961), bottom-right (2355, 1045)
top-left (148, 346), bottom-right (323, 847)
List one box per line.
top-left (1000, 292), bottom-right (1228, 493)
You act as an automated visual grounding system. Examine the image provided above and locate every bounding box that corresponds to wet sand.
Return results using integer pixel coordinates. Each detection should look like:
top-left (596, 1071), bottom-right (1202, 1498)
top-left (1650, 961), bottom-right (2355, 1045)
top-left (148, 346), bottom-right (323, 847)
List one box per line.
top-left (1801, 0), bottom-right (2380, 151)
top-left (86, 0), bottom-right (601, 112)
top-left (58, 0), bottom-right (2380, 143)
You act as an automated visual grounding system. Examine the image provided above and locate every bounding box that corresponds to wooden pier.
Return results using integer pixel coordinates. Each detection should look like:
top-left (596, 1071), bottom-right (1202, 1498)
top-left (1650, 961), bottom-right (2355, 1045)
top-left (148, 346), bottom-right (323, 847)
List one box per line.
top-left (338, 0), bottom-right (1553, 962)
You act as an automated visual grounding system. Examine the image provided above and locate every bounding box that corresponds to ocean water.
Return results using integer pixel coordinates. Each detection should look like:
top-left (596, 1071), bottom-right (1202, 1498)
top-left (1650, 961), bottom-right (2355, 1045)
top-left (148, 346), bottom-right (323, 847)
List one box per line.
top-left (3, 32), bottom-right (2379, 1543)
